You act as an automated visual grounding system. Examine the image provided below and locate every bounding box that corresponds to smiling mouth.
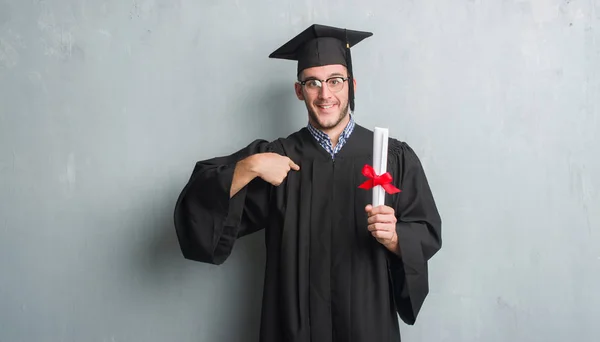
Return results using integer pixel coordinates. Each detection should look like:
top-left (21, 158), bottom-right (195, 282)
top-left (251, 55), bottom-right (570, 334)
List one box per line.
top-left (317, 104), bottom-right (336, 109)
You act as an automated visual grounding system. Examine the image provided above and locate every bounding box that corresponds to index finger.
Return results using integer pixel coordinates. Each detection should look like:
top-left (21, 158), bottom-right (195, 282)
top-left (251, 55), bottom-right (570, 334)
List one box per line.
top-left (288, 158), bottom-right (300, 171)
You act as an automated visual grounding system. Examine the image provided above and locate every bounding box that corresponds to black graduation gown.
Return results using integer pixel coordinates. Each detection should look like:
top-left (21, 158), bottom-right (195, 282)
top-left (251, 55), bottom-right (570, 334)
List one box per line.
top-left (173, 124), bottom-right (442, 342)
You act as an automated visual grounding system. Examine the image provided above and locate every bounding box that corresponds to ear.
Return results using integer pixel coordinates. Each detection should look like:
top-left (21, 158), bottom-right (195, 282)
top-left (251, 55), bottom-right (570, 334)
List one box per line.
top-left (352, 78), bottom-right (357, 92)
top-left (294, 82), bottom-right (305, 101)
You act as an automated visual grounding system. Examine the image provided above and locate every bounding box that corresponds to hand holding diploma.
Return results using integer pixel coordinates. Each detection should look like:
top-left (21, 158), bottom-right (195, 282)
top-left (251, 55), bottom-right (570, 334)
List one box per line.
top-left (360, 127), bottom-right (402, 255)
top-left (365, 203), bottom-right (400, 255)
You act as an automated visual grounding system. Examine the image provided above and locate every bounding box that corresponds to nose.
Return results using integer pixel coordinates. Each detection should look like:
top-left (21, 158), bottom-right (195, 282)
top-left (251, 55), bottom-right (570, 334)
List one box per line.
top-left (318, 83), bottom-right (332, 99)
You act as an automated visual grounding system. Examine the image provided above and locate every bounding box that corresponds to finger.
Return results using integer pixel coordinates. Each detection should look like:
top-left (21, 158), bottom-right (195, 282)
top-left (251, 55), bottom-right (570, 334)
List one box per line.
top-left (369, 205), bottom-right (395, 215)
top-left (289, 159), bottom-right (300, 171)
top-left (367, 214), bottom-right (381, 224)
top-left (365, 204), bottom-right (373, 213)
top-left (368, 223), bottom-right (391, 232)
top-left (367, 215), bottom-right (379, 224)
top-left (371, 230), bottom-right (393, 240)
top-left (368, 214), bottom-right (396, 224)
top-left (368, 222), bottom-right (395, 232)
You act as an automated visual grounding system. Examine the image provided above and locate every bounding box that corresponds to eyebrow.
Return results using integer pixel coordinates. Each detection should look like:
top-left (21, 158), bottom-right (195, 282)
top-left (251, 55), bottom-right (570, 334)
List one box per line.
top-left (302, 73), bottom-right (347, 80)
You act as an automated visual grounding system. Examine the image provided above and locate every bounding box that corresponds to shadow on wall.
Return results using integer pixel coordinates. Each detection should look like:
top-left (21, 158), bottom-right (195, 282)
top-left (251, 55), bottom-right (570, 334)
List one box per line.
top-left (123, 83), bottom-right (299, 341)
top-left (124, 179), bottom-right (266, 341)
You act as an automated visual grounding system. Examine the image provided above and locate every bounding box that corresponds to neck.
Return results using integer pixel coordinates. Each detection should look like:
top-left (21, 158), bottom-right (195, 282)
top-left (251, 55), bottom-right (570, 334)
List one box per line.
top-left (328, 120), bottom-right (346, 148)
top-left (310, 112), bottom-right (351, 148)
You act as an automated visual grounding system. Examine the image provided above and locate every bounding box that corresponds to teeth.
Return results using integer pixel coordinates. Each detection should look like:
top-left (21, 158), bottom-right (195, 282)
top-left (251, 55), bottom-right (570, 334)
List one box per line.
top-left (320, 105), bottom-right (333, 109)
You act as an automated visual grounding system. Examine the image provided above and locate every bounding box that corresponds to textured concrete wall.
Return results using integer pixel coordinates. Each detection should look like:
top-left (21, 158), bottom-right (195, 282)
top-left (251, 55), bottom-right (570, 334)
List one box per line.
top-left (1, 1), bottom-right (599, 341)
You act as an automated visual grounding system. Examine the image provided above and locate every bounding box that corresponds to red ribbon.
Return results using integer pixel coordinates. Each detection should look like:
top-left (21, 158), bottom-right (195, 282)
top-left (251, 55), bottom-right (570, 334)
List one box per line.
top-left (358, 164), bottom-right (401, 194)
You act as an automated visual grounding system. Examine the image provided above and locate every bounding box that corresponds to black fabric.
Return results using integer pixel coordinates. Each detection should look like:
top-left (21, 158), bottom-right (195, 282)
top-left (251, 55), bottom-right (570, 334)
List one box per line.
top-left (269, 24), bottom-right (372, 75)
top-left (173, 124), bottom-right (442, 342)
top-left (297, 37), bottom-right (347, 74)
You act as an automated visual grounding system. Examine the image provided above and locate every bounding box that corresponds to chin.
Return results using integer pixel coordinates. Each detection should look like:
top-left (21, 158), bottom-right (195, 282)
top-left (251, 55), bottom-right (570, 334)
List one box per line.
top-left (307, 102), bottom-right (349, 130)
top-left (314, 113), bottom-right (345, 130)
top-left (318, 117), bottom-right (341, 129)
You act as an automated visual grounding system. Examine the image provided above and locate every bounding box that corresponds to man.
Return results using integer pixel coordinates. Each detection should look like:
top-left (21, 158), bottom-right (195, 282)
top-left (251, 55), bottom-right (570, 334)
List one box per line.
top-left (173, 24), bottom-right (442, 342)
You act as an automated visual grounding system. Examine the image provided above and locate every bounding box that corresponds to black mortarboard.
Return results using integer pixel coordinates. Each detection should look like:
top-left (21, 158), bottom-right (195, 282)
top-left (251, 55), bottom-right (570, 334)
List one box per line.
top-left (269, 24), bottom-right (373, 111)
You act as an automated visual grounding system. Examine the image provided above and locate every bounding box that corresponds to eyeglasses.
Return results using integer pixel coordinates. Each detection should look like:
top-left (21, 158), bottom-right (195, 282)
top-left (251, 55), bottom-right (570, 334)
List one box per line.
top-left (297, 77), bottom-right (349, 93)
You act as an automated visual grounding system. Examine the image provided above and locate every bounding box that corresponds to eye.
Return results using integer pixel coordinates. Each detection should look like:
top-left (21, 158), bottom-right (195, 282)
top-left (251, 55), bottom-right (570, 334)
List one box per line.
top-left (306, 80), bottom-right (321, 88)
top-left (328, 78), bottom-right (344, 85)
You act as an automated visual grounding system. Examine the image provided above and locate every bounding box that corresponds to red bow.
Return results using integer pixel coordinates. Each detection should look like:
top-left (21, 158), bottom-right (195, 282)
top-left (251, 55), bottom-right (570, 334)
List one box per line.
top-left (358, 164), bottom-right (401, 194)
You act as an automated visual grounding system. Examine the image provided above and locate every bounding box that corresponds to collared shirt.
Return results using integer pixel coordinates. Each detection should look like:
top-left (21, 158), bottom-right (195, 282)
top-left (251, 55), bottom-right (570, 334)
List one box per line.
top-left (306, 114), bottom-right (355, 159)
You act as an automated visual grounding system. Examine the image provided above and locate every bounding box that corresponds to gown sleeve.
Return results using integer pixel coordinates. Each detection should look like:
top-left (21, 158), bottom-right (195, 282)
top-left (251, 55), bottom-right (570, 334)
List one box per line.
top-left (386, 140), bottom-right (442, 325)
top-left (173, 139), bottom-right (280, 265)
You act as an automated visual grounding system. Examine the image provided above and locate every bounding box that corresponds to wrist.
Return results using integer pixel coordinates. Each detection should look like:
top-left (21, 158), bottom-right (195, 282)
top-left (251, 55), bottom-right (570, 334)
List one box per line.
top-left (384, 232), bottom-right (401, 256)
top-left (385, 233), bottom-right (397, 248)
top-left (241, 154), bottom-right (261, 177)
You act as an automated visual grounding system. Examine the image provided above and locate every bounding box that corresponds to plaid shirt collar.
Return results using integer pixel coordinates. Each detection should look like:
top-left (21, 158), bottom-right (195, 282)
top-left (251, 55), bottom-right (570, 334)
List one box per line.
top-left (306, 113), bottom-right (355, 159)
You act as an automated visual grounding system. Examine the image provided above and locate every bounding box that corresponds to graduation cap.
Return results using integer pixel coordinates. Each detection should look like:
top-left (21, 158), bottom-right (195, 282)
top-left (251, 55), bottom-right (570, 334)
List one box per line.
top-left (269, 24), bottom-right (373, 112)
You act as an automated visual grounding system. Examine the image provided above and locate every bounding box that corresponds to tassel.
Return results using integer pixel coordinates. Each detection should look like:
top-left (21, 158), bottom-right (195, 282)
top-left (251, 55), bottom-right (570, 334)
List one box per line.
top-left (345, 29), bottom-right (355, 112)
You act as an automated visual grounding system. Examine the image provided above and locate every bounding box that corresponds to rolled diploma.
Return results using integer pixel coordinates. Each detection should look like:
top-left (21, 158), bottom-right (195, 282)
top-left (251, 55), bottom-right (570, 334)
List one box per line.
top-left (372, 127), bottom-right (389, 207)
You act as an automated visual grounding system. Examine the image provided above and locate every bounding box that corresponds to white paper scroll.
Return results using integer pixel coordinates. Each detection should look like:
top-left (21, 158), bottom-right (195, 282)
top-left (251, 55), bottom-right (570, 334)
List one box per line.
top-left (372, 127), bottom-right (389, 207)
